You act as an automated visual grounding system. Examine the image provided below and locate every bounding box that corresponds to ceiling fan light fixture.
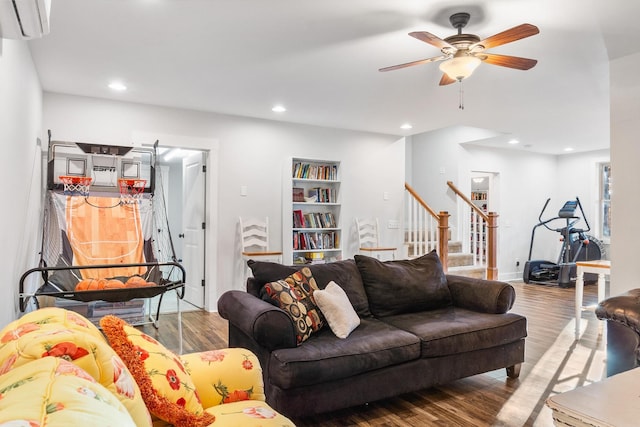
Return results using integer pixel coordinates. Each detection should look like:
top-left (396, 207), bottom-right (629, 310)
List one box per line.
top-left (439, 55), bottom-right (481, 81)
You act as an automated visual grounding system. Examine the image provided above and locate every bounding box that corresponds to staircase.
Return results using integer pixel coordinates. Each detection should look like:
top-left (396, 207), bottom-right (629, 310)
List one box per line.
top-left (404, 182), bottom-right (498, 280)
top-left (445, 241), bottom-right (486, 279)
top-left (405, 233), bottom-right (485, 279)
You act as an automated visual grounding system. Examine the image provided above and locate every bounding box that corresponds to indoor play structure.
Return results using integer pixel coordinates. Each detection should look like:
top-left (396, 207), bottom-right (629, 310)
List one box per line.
top-left (19, 133), bottom-right (185, 327)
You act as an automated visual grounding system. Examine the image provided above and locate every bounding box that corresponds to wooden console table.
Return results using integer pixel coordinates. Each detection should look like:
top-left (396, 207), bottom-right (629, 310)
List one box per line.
top-left (546, 367), bottom-right (640, 426)
top-left (575, 260), bottom-right (610, 339)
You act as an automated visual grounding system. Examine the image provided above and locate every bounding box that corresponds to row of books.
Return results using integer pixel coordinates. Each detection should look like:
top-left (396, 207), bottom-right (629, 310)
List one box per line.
top-left (292, 162), bottom-right (338, 181)
top-left (312, 187), bottom-right (337, 203)
top-left (293, 231), bottom-right (340, 250)
top-left (292, 187), bottom-right (338, 203)
top-left (471, 191), bottom-right (487, 200)
top-left (293, 209), bottom-right (337, 228)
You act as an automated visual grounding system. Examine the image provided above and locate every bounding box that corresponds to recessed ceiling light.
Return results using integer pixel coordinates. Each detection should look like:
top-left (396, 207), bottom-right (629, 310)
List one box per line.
top-left (564, 147), bottom-right (574, 152)
top-left (400, 123), bottom-right (413, 130)
top-left (508, 139), bottom-right (519, 145)
top-left (272, 105), bottom-right (286, 113)
top-left (108, 81), bottom-right (127, 91)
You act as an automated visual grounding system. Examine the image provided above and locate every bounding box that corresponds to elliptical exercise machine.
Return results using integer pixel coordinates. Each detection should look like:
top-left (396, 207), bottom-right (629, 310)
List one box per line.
top-left (523, 197), bottom-right (603, 288)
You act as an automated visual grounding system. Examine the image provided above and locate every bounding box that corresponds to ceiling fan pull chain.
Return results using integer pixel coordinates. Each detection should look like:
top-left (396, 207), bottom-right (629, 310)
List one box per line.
top-left (459, 79), bottom-right (464, 110)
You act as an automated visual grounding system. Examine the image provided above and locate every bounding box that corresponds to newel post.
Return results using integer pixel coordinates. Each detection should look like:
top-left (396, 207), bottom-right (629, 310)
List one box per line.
top-left (486, 212), bottom-right (499, 280)
top-left (438, 211), bottom-right (450, 272)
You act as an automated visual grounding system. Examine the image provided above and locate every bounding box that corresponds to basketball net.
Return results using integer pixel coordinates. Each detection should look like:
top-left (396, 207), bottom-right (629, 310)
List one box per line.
top-left (59, 176), bottom-right (93, 197)
top-left (118, 178), bottom-right (147, 204)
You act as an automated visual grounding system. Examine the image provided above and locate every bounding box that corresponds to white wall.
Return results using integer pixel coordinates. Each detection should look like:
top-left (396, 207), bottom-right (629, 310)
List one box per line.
top-left (0, 39), bottom-right (43, 325)
top-left (610, 52), bottom-right (640, 295)
top-left (43, 93), bottom-right (402, 311)
top-left (408, 129), bottom-right (611, 281)
top-left (410, 130), bottom-right (560, 279)
top-left (410, 129), bottom-right (466, 228)
top-left (462, 146), bottom-right (562, 278)
top-left (556, 149), bottom-right (610, 243)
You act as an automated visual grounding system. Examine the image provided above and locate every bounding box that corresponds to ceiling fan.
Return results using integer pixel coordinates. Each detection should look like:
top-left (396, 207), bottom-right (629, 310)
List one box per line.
top-left (379, 12), bottom-right (539, 86)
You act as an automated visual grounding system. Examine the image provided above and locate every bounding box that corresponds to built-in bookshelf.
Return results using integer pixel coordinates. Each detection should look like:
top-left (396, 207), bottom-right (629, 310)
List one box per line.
top-left (471, 190), bottom-right (488, 212)
top-left (284, 157), bottom-right (342, 264)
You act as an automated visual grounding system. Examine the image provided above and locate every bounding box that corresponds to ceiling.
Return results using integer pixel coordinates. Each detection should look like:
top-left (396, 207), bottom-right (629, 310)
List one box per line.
top-left (28, 0), bottom-right (640, 154)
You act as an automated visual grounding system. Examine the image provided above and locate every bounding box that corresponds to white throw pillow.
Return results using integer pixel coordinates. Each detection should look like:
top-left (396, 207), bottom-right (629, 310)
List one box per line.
top-left (314, 281), bottom-right (360, 339)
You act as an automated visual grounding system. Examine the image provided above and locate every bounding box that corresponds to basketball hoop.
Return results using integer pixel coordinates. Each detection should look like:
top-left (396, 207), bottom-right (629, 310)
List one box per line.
top-left (59, 176), bottom-right (93, 197)
top-left (119, 178), bottom-right (147, 204)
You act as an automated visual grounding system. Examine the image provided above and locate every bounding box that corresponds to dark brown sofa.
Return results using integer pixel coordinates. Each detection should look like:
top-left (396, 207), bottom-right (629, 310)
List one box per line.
top-left (218, 252), bottom-right (527, 418)
top-left (596, 289), bottom-right (640, 376)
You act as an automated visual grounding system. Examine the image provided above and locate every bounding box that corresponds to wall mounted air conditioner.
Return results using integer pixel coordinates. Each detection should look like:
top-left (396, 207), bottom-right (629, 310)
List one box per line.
top-left (0, 0), bottom-right (51, 40)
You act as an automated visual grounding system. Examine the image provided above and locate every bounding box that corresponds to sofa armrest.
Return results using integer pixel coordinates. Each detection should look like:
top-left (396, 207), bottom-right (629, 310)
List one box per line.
top-left (446, 274), bottom-right (515, 314)
top-left (217, 290), bottom-right (297, 350)
top-left (596, 289), bottom-right (640, 334)
top-left (181, 347), bottom-right (266, 409)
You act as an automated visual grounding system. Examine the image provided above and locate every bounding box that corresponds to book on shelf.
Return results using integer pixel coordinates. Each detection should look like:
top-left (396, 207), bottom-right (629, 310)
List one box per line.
top-left (303, 213), bottom-right (315, 228)
top-left (293, 209), bottom-right (305, 228)
top-left (307, 188), bottom-right (319, 202)
top-left (292, 187), bottom-right (305, 202)
top-left (306, 252), bottom-right (325, 264)
top-left (292, 230), bottom-right (339, 250)
top-left (294, 212), bottom-right (336, 229)
top-left (292, 161), bottom-right (338, 181)
top-left (304, 187), bottom-right (337, 203)
top-left (325, 212), bottom-right (336, 228)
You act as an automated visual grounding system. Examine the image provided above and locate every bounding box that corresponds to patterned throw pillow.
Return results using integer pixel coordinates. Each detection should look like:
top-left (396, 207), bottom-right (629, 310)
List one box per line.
top-left (0, 356), bottom-right (137, 426)
top-left (263, 267), bottom-right (324, 344)
top-left (100, 315), bottom-right (216, 427)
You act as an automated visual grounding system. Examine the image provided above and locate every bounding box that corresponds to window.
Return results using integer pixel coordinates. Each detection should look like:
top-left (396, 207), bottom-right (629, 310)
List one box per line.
top-left (600, 163), bottom-right (611, 240)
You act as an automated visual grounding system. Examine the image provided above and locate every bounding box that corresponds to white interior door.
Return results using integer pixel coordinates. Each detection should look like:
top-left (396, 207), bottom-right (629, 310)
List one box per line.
top-left (182, 151), bottom-right (206, 308)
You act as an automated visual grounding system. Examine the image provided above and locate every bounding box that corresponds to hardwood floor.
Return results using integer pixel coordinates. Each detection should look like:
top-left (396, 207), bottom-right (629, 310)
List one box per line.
top-left (144, 281), bottom-right (606, 427)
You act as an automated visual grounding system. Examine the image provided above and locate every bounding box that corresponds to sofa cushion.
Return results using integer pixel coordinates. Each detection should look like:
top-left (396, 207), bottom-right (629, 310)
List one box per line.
top-left (268, 318), bottom-right (420, 389)
top-left (100, 315), bottom-right (216, 427)
top-left (355, 251), bottom-right (452, 317)
top-left (248, 259), bottom-right (372, 317)
top-left (0, 317), bottom-right (151, 427)
top-left (0, 357), bottom-right (137, 426)
top-left (180, 348), bottom-right (266, 409)
top-left (0, 306), bottom-right (105, 343)
top-left (204, 400), bottom-right (295, 426)
top-left (382, 307), bottom-right (527, 357)
top-left (314, 281), bottom-right (360, 339)
top-left (264, 268), bottom-right (325, 345)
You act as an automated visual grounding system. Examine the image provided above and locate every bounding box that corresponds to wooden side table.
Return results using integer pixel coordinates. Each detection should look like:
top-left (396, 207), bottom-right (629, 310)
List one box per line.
top-left (575, 260), bottom-right (610, 339)
top-left (546, 367), bottom-right (640, 427)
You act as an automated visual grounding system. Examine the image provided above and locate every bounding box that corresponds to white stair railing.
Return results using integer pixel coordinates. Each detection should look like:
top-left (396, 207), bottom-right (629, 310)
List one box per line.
top-left (405, 194), bottom-right (438, 257)
top-left (404, 183), bottom-right (449, 269)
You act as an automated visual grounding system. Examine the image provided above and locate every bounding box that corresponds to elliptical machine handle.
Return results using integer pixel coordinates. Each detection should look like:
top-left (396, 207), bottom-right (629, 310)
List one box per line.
top-left (539, 198), bottom-right (551, 222)
top-left (575, 196), bottom-right (591, 233)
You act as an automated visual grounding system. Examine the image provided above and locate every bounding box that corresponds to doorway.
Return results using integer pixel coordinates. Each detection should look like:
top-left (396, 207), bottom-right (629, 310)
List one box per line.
top-left (156, 146), bottom-right (207, 312)
top-left (470, 171), bottom-right (499, 213)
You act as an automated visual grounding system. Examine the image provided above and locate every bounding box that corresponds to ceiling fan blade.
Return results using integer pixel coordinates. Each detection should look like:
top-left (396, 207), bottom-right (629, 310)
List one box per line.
top-left (379, 55), bottom-right (448, 72)
top-left (470, 23), bottom-right (539, 50)
top-left (439, 73), bottom-right (457, 86)
top-left (409, 31), bottom-right (453, 50)
top-left (480, 53), bottom-right (538, 70)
